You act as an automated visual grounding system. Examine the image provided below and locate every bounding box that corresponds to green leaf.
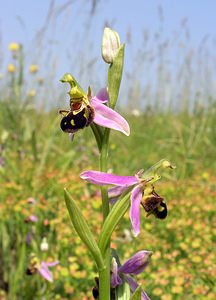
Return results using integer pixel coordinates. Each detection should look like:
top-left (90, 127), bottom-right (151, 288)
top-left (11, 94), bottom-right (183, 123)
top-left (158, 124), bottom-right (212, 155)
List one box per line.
top-left (98, 191), bottom-right (131, 256)
top-left (115, 281), bottom-right (131, 300)
top-left (130, 286), bottom-right (142, 300)
top-left (64, 189), bottom-right (104, 270)
top-left (108, 44), bottom-right (125, 109)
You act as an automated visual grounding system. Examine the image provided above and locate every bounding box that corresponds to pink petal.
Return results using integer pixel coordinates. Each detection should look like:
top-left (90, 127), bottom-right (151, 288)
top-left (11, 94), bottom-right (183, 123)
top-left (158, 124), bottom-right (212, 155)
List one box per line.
top-left (91, 98), bottom-right (130, 136)
top-left (93, 88), bottom-right (109, 103)
top-left (108, 186), bottom-right (129, 198)
top-left (108, 186), bottom-right (129, 204)
top-left (80, 170), bottom-right (138, 187)
top-left (38, 261), bottom-right (59, 282)
top-left (118, 251), bottom-right (152, 275)
top-left (130, 185), bottom-right (143, 237)
top-left (111, 258), bottom-right (122, 288)
top-left (45, 261), bottom-right (59, 267)
top-left (38, 262), bottom-right (53, 282)
top-left (28, 215), bottom-right (38, 222)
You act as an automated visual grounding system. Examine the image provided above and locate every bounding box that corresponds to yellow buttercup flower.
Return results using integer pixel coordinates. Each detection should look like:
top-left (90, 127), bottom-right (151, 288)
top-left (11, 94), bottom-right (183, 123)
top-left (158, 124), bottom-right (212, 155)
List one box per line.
top-left (27, 89), bottom-right (36, 97)
top-left (29, 64), bottom-right (39, 73)
top-left (8, 42), bottom-right (20, 52)
top-left (7, 63), bottom-right (16, 73)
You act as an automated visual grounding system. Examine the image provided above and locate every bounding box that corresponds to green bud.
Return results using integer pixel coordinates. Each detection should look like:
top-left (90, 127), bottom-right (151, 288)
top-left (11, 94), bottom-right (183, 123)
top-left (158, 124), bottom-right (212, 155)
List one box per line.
top-left (102, 27), bottom-right (120, 64)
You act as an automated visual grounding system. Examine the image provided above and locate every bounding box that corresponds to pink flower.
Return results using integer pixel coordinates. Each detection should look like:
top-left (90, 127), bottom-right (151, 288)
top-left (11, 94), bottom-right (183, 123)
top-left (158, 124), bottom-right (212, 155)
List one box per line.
top-left (80, 160), bottom-right (173, 236)
top-left (24, 215), bottom-right (38, 223)
top-left (90, 88), bottom-right (130, 136)
top-left (59, 74), bottom-right (130, 138)
top-left (38, 261), bottom-right (59, 282)
top-left (111, 251), bottom-right (152, 300)
top-left (26, 255), bottom-right (59, 282)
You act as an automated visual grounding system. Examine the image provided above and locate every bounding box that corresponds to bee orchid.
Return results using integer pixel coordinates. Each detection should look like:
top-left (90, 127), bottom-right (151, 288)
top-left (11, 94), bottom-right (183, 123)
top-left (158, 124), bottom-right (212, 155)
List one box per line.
top-left (80, 160), bottom-right (174, 236)
top-left (59, 74), bottom-right (130, 137)
top-left (26, 254), bottom-right (59, 282)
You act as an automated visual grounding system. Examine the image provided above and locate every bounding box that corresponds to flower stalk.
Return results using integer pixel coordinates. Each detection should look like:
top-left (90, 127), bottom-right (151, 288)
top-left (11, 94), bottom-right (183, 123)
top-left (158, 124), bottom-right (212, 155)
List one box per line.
top-left (61, 27), bottom-right (175, 300)
top-left (99, 128), bottom-right (111, 300)
top-left (97, 28), bottom-right (126, 300)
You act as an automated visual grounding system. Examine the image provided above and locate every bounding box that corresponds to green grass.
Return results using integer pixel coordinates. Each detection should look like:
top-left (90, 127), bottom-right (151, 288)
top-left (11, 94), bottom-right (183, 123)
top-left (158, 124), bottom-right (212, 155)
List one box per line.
top-left (0, 98), bottom-right (215, 299)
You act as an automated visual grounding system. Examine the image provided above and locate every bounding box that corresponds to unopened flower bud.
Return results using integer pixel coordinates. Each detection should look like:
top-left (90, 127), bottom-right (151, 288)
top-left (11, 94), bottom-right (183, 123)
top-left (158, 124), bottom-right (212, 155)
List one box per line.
top-left (40, 237), bottom-right (49, 251)
top-left (102, 27), bottom-right (120, 64)
top-left (118, 250), bottom-right (152, 275)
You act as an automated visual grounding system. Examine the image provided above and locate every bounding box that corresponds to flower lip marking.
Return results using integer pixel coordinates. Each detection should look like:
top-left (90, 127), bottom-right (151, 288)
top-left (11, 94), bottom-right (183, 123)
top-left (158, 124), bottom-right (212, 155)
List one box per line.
top-left (60, 104), bottom-right (95, 133)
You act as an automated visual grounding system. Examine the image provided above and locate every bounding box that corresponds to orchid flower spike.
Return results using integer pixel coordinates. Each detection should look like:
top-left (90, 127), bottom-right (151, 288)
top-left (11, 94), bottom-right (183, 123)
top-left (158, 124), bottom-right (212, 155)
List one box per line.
top-left (80, 159), bottom-right (175, 236)
top-left (111, 251), bottom-right (152, 300)
top-left (59, 73), bottom-right (130, 138)
top-left (26, 254), bottom-right (59, 282)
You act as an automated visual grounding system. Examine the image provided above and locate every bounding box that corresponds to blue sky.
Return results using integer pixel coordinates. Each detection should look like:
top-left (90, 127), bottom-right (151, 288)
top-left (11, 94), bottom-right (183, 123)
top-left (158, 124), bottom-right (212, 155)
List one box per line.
top-left (0, 0), bottom-right (216, 108)
top-left (1, 0), bottom-right (215, 46)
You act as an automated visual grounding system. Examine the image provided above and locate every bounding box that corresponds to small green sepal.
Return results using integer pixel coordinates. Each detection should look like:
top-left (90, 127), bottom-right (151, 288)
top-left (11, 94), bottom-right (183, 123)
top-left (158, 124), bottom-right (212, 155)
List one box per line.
top-left (130, 286), bottom-right (142, 300)
top-left (115, 280), bottom-right (131, 300)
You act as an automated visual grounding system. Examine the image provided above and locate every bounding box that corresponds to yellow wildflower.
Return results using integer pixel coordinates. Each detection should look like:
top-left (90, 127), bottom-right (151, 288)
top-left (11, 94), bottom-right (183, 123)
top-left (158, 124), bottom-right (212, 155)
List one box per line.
top-left (29, 64), bottom-right (39, 73)
top-left (171, 286), bottom-right (183, 294)
top-left (173, 277), bottom-right (184, 286)
top-left (27, 89), bottom-right (36, 97)
top-left (7, 63), bottom-right (16, 73)
top-left (161, 295), bottom-right (172, 300)
top-left (8, 42), bottom-right (20, 52)
top-left (152, 287), bottom-right (163, 296)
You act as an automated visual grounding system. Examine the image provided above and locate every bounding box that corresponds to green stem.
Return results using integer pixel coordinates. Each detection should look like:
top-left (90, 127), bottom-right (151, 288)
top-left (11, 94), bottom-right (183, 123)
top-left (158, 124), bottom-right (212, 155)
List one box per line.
top-left (90, 123), bottom-right (103, 151)
top-left (99, 128), bottom-right (110, 300)
top-left (100, 129), bottom-right (110, 219)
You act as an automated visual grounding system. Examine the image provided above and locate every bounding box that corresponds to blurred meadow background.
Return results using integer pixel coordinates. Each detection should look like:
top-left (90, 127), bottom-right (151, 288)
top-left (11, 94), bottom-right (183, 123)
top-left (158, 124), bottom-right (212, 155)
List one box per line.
top-left (0, 0), bottom-right (215, 299)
